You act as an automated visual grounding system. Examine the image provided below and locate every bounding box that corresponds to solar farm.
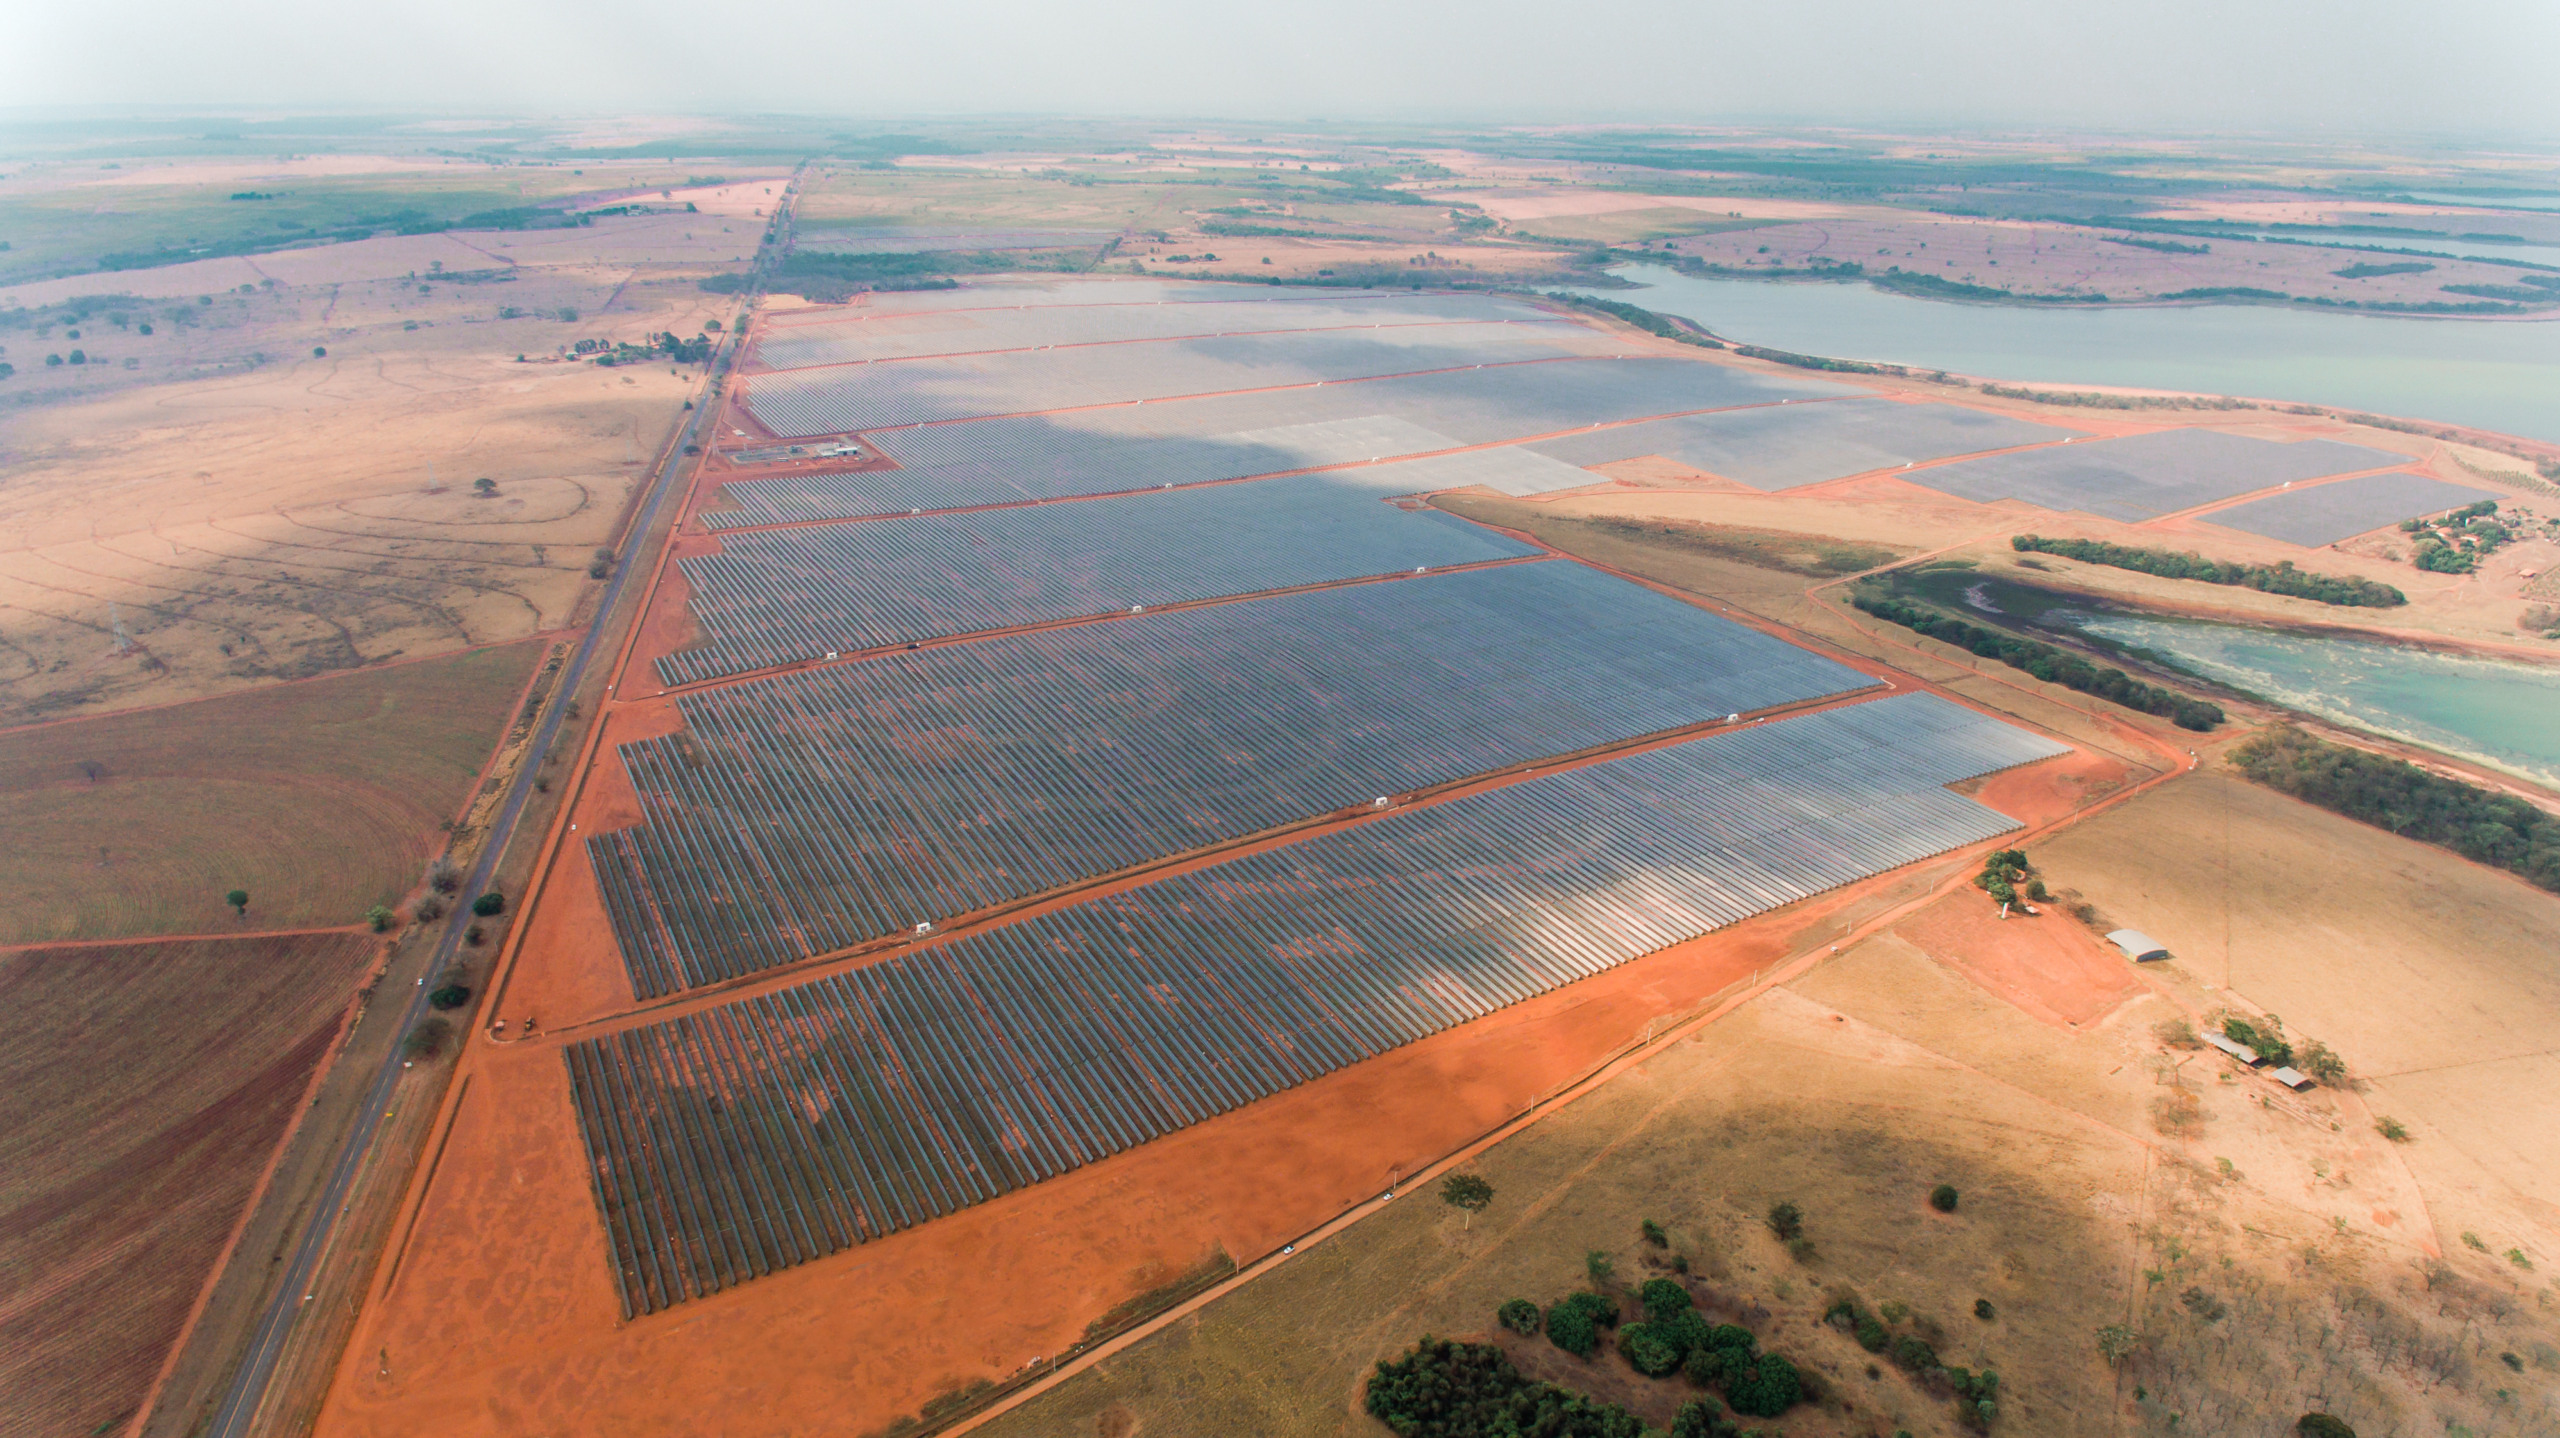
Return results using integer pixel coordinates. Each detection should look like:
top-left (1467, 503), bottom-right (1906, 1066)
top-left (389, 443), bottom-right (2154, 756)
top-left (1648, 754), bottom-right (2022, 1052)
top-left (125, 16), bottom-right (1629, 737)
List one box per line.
top-left (358, 273), bottom-right (2254, 1355)
top-left (1905, 428), bottom-right (2406, 520)
top-left (2203, 470), bottom-right (2503, 546)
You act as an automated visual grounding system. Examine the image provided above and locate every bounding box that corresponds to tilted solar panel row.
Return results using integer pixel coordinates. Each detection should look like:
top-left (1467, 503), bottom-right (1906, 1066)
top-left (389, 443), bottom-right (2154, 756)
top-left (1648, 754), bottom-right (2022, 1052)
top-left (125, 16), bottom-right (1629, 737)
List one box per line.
top-left (1523, 396), bottom-right (2082, 491)
top-left (708, 358), bottom-right (1847, 525)
top-left (659, 472), bottom-right (1544, 685)
top-left (567, 693), bottom-right (2067, 1315)
top-left (740, 322), bottom-right (1604, 437)
top-left (751, 292), bottom-right (1543, 371)
top-left (589, 562), bottom-right (1876, 997)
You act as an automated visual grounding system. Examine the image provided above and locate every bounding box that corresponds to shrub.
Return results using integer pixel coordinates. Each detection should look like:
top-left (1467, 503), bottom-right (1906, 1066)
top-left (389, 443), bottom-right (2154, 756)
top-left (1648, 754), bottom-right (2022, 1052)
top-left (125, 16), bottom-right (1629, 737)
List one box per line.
top-left (1656, 1308), bottom-right (1713, 1358)
top-left (2375, 1116), bottom-right (2411, 1143)
top-left (2295, 1038), bottom-right (2347, 1084)
top-left (1683, 1343), bottom-right (1734, 1387)
top-left (428, 983), bottom-right (472, 1010)
top-left (1669, 1400), bottom-right (1731, 1438)
top-left (1786, 1235), bottom-right (1817, 1263)
top-left (2095, 1323), bottom-right (2137, 1365)
top-left (1641, 1278), bottom-right (1694, 1326)
top-left (1586, 1249), bottom-right (1615, 1285)
top-left (2155, 1017), bottom-right (2201, 1049)
top-left (1857, 1315), bottom-right (1888, 1350)
top-left (1498, 1299), bottom-right (1541, 1336)
top-left (2296, 1416), bottom-right (2357, 1438)
top-left (402, 1016), bottom-right (453, 1060)
top-left (428, 859), bottom-right (461, 893)
top-left (1619, 1324), bottom-right (1682, 1377)
top-left (1890, 1333), bottom-right (1940, 1373)
top-left (471, 891), bottom-right (506, 916)
top-left (1974, 1298), bottom-right (1996, 1321)
top-left (414, 894), bottom-right (446, 922)
top-left (1930, 1184), bottom-right (1960, 1213)
top-left (1766, 1201), bottom-right (1803, 1241)
top-left (1725, 1352), bottom-right (1802, 1417)
top-left (1641, 1218), bottom-right (1669, 1248)
top-left (366, 904), bottom-right (395, 932)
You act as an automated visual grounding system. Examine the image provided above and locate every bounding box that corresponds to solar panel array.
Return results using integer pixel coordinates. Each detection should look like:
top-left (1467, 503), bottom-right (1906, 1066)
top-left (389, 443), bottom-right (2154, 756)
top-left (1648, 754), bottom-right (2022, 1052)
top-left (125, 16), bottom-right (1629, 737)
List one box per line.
top-left (740, 323), bottom-right (1607, 437)
top-left (1906, 429), bottom-right (2407, 521)
top-left (709, 359), bottom-right (1849, 525)
top-left (590, 562), bottom-right (1877, 996)
top-left (567, 694), bottom-right (2064, 1315)
top-left (658, 474), bottom-right (1544, 685)
top-left (752, 293), bottom-right (1538, 371)
top-left (1524, 397), bottom-right (2081, 490)
top-left (2203, 471), bottom-right (2498, 547)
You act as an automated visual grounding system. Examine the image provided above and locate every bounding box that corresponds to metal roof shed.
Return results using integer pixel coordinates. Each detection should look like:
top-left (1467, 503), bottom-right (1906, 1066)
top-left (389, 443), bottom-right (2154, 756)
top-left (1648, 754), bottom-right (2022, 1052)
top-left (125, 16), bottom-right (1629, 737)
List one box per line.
top-left (2108, 929), bottom-right (2172, 961)
top-left (2269, 1067), bottom-right (2316, 1091)
top-left (2204, 1031), bottom-right (2267, 1066)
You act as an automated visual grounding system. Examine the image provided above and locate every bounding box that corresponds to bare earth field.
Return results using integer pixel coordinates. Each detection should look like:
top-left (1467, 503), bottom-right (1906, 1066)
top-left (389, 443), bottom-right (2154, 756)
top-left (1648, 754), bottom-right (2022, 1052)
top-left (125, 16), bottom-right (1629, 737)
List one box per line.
top-left (0, 930), bottom-right (381, 1438)
top-left (0, 637), bottom-right (543, 943)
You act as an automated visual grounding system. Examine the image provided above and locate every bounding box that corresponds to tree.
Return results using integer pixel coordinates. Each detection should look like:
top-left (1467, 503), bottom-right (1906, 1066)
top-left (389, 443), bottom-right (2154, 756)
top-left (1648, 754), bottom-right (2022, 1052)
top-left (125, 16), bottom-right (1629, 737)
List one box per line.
top-left (312, 346), bottom-right (327, 358)
top-left (366, 904), bottom-right (395, 931)
top-left (471, 891), bottom-right (505, 916)
top-left (2297, 1416), bottom-right (2356, 1438)
top-left (1766, 1201), bottom-right (1803, 1241)
top-left (68, 349), bottom-right (86, 365)
top-left (1641, 1278), bottom-right (1693, 1327)
top-left (1497, 1299), bottom-right (1541, 1336)
top-left (402, 1016), bottom-right (454, 1060)
top-left (471, 477), bottom-right (498, 496)
top-left (1930, 1184), bottom-right (1960, 1213)
top-left (2094, 1323), bottom-right (2137, 1365)
top-left (1440, 1173), bottom-right (1493, 1227)
top-left (225, 888), bottom-right (249, 915)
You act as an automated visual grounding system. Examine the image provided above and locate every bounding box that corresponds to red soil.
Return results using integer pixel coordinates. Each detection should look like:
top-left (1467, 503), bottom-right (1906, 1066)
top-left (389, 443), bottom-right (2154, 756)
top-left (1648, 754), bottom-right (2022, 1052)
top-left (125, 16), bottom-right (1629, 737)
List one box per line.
top-left (1892, 886), bottom-right (2145, 1029)
top-left (316, 859), bottom-right (1915, 1438)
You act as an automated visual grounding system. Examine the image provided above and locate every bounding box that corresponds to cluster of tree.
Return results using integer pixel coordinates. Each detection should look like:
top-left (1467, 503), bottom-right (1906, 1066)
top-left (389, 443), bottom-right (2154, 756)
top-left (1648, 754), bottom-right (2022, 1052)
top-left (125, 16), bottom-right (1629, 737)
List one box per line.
top-left (1850, 592), bottom-right (2225, 731)
top-left (1974, 848), bottom-right (2050, 907)
top-left (1363, 1338), bottom-right (1646, 1438)
top-left (1871, 271), bottom-right (2112, 304)
top-left (1977, 385), bottom-right (2255, 412)
top-left (1823, 1295), bottom-right (2003, 1430)
top-left (2214, 1013), bottom-right (2345, 1081)
top-left (2228, 725), bottom-right (2560, 894)
top-left (1732, 343), bottom-right (1889, 374)
top-left (2105, 235), bottom-right (2210, 255)
top-left (2010, 535), bottom-right (2406, 608)
top-left (2401, 500), bottom-right (2507, 573)
top-left (585, 331), bottom-right (713, 367)
top-left (1495, 1266), bottom-right (1805, 1425)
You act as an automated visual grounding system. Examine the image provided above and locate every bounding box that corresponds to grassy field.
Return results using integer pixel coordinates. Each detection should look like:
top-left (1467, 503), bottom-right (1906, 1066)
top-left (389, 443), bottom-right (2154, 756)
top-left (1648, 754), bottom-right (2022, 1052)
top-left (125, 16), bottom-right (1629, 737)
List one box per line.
top-left (0, 929), bottom-right (379, 1438)
top-left (0, 638), bottom-right (541, 942)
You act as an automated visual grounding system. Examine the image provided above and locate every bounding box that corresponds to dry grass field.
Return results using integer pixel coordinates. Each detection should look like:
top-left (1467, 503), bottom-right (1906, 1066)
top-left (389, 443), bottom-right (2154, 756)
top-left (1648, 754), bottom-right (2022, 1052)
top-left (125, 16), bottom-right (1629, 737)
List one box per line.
top-left (981, 811), bottom-right (2560, 1438)
top-left (0, 637), bottom-right (542, 943)
top-left (0, 273), bottom-right (718, 720)
top-left (0, 930), bottom-right (379, 1438)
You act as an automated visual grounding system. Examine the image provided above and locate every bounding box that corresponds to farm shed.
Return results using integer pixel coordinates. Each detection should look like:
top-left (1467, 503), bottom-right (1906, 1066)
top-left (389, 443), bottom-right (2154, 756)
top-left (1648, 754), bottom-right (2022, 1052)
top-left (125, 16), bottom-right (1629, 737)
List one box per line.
top-left (2204, 1031), bottom-right (2268, 1066)
top-left (2270, 1066), bottom-right (2317, 1090)
top-left (2107, 928), bottom-right (2171, 961)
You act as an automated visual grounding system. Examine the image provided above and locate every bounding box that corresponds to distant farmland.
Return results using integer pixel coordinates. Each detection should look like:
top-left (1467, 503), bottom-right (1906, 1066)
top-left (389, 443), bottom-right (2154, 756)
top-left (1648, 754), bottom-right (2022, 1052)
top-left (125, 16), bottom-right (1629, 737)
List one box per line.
top-left (0, 930), bottom-right (378, 1438)
top-left (0, 640), bottom-right (542, 943)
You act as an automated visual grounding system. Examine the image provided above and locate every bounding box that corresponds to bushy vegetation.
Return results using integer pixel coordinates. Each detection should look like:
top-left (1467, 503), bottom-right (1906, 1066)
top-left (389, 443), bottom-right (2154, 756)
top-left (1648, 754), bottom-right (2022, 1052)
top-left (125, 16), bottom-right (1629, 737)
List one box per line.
top-left (1851, 592), bottom-right (2225, 730)
top-left (1538, 292), bottom-right (1723, 349)
top-left (2010, 535), bottom-right (2405, 608)
top-left (1972, 847), bottom-right (2049, 906)
top-left (1825, 1296), bottom-right (2004, 1429)
top-left (2399, 499), bottom-right (2508, 574)
top-left (1544, 1291), bottom-right (1619, 1357)
top-left (1497, 1299), bottom-right (1541, 1336)
top-left (2228, 725), bottom-right (2560, 893)
top-left (1364, 1338), bottom-right (1646, 1438)
top-left (1931, 1184), bottom-right (1961, 1213)
top-left (2220, 1014), bottom-right (2293, 1067)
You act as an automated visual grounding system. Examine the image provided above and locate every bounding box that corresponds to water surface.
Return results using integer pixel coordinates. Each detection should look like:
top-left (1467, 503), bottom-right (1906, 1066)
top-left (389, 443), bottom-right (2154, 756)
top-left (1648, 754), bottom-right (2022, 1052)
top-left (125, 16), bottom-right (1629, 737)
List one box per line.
top-left (1592, 264), bottom-right (2560, 445)
top-left (2069, 611), bottom-right (2560, 788)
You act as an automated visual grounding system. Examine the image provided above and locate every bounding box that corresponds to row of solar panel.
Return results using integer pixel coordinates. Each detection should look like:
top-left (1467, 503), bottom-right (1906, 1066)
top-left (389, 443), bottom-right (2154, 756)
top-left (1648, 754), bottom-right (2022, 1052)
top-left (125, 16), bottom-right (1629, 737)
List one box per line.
top-left (708, 358), bottom-right (1844, 525)
top-left (590, 562), bottom-right (1877, 996)
top-left (749, 292), bottom-right (1540, 371)
top-left (737, 322), bottom-right (1611, 437)
top-left (567, 693), bottom-right (2066, 1315)
top-left (658, 472), bottom-right (1545, 685)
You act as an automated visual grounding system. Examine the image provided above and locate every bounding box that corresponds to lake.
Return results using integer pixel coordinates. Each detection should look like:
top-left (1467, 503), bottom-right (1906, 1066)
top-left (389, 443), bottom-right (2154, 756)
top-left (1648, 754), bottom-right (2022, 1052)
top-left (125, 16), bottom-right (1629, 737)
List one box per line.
top-left (1589, 264), bottom-right (2560, 446)
top-left (2067, 612), bottom-right (2560, 789)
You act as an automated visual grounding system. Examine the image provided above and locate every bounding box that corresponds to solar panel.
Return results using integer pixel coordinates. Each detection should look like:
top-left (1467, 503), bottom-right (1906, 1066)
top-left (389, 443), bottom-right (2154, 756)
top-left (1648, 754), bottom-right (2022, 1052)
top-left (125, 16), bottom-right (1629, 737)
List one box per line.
top-left (1905, 429), bottom-right (2407, 521)
top-left (2203, 472), bottom-right (2499, 547)
top-left (567, 694), bottom-right (2067, 1315)
top-left (1524, 397), bottom-right (2082, 490)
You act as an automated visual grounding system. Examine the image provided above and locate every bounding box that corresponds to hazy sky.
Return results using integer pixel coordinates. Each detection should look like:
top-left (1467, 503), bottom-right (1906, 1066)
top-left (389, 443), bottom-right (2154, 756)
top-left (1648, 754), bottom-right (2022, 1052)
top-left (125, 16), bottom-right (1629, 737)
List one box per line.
top-left (11, 0), bottom-right (2560, 137)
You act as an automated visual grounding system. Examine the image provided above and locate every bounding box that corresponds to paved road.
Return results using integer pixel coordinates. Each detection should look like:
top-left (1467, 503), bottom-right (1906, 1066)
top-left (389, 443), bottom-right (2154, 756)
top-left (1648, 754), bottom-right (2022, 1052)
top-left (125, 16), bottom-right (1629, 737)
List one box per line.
top-left (200, 186), bottom-right (792, 1438)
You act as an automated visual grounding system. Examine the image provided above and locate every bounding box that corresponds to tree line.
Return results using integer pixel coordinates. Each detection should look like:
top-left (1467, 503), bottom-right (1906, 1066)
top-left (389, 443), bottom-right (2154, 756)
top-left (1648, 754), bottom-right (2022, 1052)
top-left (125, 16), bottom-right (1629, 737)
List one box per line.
top-left (2011, 535), bottom-right (2406, 608)
top-left (1851, 592), bottom-right (2225, 730)
top-left (2229, 726), bottom-right (2560, 894)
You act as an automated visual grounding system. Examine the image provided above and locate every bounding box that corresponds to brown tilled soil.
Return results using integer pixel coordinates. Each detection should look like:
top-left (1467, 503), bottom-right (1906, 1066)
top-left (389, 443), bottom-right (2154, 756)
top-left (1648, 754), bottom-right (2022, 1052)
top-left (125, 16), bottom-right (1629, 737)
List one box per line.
top-left (0, 930), bottom-right (380, 1438)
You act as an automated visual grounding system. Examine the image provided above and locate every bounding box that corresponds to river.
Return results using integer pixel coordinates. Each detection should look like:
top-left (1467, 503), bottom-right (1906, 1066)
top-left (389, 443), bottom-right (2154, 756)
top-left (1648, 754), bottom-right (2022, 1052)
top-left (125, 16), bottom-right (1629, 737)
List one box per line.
top-left (1587, 263), bottom-right (2560, 446)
